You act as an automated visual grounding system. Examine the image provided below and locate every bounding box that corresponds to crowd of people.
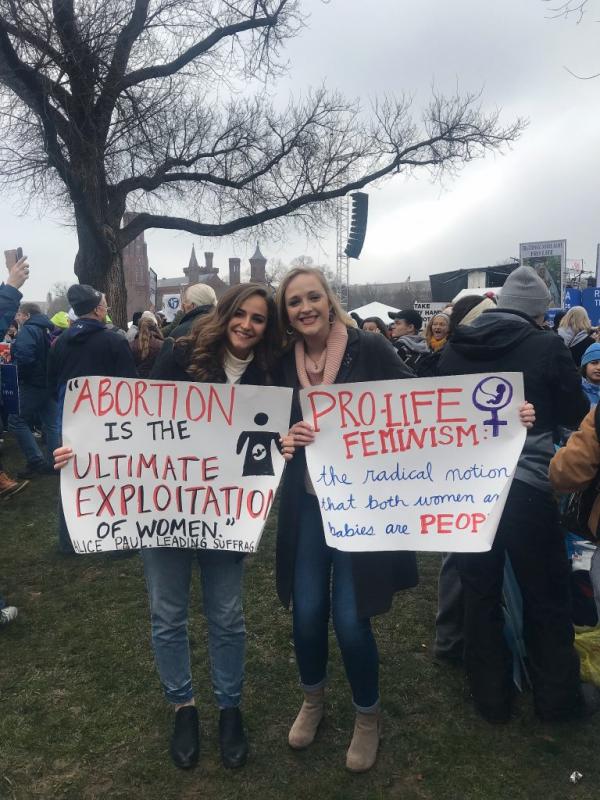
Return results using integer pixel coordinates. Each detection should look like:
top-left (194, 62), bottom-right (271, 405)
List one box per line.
top-left (3, 255), bottom-right (600, 775)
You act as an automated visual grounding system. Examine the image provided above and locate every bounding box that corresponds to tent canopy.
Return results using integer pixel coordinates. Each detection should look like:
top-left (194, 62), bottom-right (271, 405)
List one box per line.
top-left (348, 301), bottom-right (399, 322)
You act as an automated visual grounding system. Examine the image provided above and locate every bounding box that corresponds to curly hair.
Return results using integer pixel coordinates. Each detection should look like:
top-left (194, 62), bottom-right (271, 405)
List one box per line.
top-left (177, 283), bottom-right (279, 382)
top-left (137, 317), bottom-right (163, 361)
top-left (275, 266), bottom-right (353, 346)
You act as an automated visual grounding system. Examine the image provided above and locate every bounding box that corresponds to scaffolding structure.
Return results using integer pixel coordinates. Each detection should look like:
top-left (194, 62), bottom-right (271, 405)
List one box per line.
top-left (335, 195), bottom-right (350, 309)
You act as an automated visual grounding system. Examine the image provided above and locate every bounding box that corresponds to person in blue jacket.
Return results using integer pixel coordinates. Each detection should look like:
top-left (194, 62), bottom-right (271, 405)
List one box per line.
top-left (9, 302), bottom-right (60, 477)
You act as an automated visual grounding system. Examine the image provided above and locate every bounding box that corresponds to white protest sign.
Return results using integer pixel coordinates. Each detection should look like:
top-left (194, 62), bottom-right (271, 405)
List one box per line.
top-left (61, 377), bottom-right (293, 555)
top-left (161, 294), bottom-right (182, 321)
top-left (413, 302), bottom-right (446, 326)
top-left (300, 373), bottom-right (526, 553)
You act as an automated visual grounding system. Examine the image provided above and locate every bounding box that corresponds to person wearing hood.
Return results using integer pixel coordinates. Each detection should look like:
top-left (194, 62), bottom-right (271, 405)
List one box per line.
top-left (49, 310), bottom-right (70, 344)
top-left (166, 283), bottom-right (217, 339)
top-left (48, 284), bottom-right (137, 554)
top-left (558, 306), bottom-right (595, 366)
top-left (580, 342), bottom-right (600, 408)
top-left (9, 302), bottom-right (60, 478)
top-left (437, 266), bottom-right (594, 724)
top-left (388, 309), bottom-right (428, 371)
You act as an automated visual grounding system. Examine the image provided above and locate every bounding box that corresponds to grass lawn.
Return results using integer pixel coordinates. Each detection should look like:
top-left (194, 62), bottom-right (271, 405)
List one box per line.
top-left (1, 434), bottom-right (599, 800)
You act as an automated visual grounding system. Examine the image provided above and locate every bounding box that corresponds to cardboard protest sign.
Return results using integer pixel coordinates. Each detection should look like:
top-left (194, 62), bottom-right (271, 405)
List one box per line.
top-left (61, 377), bottom-right (293, 554)
top-left (300, 373), bottom-right (526, 553)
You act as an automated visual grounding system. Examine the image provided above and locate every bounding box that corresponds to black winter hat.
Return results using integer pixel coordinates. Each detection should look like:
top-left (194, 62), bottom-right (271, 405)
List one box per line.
top-left (67, 284), bottom-right (103, 316)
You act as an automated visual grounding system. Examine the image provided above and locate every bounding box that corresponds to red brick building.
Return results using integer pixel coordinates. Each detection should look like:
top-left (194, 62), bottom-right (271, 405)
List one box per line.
top-left (121, 211), bottom-right (150, 321)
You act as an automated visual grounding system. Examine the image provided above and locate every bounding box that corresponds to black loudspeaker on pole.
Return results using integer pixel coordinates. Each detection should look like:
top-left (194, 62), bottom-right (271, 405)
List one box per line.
top-left (344, 192), bottom-right (368, 259)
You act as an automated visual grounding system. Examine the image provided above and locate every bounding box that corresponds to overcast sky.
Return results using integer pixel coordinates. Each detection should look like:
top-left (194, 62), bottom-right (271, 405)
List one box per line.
top-left (3, 0), bottom-right (600, 301)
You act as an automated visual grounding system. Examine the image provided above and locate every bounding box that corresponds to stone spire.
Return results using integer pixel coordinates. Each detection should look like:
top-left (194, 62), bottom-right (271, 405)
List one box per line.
top-left (183, 245), bottom-right (201, 284)
top-left (249, 242), bottom-right (267, 283)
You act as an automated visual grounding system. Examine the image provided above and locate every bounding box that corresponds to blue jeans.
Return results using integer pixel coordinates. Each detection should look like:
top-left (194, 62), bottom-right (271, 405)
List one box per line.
top-left (8, 385), bottom-right (59, 467)
top-left (292, 494), bottom-right (379, 711)
top-left (142, 548), bottom-right (245, 707)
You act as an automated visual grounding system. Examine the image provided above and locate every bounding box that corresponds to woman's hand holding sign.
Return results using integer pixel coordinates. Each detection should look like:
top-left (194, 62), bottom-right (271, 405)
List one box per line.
top-left (54, 446), bottom-right (73, 470)
top-left (279, 434), bottom-right (295, 460)
top-left (519, 401), bottom-right (535, 429)
top-left (288, 421), bottom-right (316, 448)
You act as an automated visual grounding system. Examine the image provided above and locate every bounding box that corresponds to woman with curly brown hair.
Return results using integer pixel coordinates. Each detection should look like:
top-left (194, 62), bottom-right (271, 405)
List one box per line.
top-left (131, 283), bottom-right (289, 771)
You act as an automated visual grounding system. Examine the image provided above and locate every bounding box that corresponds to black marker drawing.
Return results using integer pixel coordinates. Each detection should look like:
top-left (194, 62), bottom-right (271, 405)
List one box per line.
top-left (236, 412), bottom-right (282, 476)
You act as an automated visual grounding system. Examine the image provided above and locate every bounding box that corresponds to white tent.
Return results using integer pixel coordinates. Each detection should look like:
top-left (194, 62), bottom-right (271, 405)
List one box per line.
top-left (451, 287), bottom-right (502, 304)
top-left (348, 301), bottom-right (399, 322)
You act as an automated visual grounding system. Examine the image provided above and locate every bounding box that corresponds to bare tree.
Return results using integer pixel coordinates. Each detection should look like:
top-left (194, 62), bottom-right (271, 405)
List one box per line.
top-left (542, 0), bottom-right (600, 77)
top-left (542, 0), bottom-right (591, 21)
top-left (0, 1), bottom-right (524, 325)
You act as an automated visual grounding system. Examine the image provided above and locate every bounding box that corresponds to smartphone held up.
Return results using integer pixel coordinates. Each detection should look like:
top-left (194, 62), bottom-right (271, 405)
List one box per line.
top-left (4, 247), bottom-right (24, 269)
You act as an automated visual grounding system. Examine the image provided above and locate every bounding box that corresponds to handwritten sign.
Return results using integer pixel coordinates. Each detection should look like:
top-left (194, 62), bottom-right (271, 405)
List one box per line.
top-left (300, 373), bottom-right (526, 553)
top-left (61, 377), bottom-right (293, 554)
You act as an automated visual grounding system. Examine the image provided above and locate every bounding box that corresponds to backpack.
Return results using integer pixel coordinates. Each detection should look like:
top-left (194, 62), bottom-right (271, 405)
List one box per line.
top-left (561, 403), bottom-right (600, 543)
top-left (395, 342), bottom-right (425, 373)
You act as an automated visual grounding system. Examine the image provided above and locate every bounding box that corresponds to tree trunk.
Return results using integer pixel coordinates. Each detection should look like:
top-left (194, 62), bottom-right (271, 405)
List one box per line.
top-left (73, 217), bottom-right (128, 330)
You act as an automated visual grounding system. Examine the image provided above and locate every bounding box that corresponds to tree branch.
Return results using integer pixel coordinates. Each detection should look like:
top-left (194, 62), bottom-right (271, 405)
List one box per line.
top-left (121, 7), bottom-right (282, 89)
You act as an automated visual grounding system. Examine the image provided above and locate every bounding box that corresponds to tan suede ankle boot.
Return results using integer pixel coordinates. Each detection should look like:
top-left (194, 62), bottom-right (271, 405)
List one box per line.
top-left (288, 688), bottom-right (325, 749)
top-left (345, 708), bottom-right (381, 772)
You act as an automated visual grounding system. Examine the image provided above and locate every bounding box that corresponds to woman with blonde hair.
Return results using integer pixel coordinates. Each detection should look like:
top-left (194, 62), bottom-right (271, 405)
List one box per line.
top-left (274, 266), bottom-right (417, 773)
top-left (558, 306), bottom-right (595, 366)
top-left (424, 312), bottom-right (450, 352)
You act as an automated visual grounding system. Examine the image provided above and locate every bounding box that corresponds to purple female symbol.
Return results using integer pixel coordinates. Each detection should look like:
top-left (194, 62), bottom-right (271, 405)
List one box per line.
top-left (472, 376), bottom-right (513, 437)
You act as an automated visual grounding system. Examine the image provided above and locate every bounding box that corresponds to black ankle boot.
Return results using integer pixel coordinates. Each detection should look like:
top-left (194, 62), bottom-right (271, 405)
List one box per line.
top-left (219, 707), bottom-right (248, 768)
top-left (170, 706), bottom-right (199, 769)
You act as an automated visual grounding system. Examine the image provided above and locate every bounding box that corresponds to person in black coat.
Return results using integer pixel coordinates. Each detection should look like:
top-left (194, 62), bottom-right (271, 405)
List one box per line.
top-left (48, 285), bottom-right (138, 555)
top-left (163, 283), bottom-right (217, 339)
top-left (437, 266), bottom-right (593, 724)
top-left (274, 266), bottom-right (417, 773)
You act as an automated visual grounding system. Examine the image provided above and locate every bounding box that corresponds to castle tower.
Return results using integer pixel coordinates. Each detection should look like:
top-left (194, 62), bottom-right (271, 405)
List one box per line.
top-left (183, 245), bottom-right (202, 285)
top-left (249, 242), bottom-right (266, 283)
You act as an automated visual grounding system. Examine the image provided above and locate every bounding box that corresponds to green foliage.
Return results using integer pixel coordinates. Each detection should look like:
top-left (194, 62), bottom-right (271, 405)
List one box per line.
top-left (1, 436), bottom-right (599, 799)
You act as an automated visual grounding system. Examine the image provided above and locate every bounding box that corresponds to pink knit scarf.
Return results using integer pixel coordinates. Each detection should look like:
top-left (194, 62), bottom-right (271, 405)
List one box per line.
top-left (294, 319), bottom-right (348, 388)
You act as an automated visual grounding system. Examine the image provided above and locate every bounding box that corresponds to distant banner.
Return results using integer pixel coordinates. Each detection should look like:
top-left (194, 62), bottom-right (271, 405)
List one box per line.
top-left (413, 302), bottom-right (447, 326)
top-left (301, 374), bottom-right (526, 553)
top-left (519, 239), bottom-right (566, 307)
top-left (61, 377), bottom-right (293, 554)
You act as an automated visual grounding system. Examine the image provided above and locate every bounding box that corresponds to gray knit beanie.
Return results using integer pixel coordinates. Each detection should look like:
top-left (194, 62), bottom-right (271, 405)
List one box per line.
top-left (498, 266), bottom-right (551, 318)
